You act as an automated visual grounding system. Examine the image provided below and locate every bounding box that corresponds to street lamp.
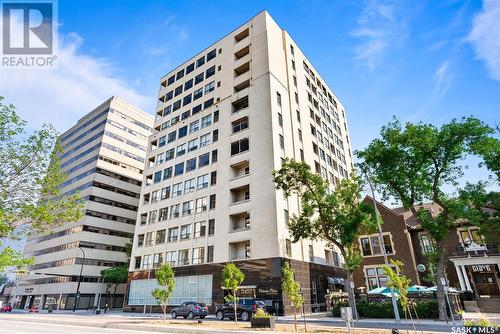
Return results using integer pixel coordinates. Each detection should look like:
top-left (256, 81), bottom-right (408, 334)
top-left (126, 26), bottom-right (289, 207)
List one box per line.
top-left (73, 246), bottom-right (86, 312)
top-left (362, 169), bottom-right (401, 322)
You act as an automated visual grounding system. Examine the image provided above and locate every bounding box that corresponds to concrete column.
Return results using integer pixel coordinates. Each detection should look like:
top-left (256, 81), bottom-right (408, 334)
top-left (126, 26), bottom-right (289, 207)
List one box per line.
top-left (57, 293), bottom-right (62, 310)
top-left (455, 265), bottom-right (466, 291)
top-left (461, 265), bottom-right (473, 291)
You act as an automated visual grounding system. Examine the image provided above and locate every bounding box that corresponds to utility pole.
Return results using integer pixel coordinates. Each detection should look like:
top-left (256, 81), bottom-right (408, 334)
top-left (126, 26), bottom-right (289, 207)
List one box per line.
top-left (73, 246), bottom-right (86, 312)
top-left (363, 170), bottom-right (401, 322)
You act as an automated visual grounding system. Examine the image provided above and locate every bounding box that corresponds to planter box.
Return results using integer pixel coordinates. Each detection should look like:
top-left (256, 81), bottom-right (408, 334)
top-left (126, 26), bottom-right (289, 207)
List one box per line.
top-left (251, 317), bottom-right (276, 329)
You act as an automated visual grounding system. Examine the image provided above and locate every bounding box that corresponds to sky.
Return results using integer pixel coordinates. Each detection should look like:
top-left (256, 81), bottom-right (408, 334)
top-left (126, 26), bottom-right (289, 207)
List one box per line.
top-left (1, 0), bottom-right (499, 197)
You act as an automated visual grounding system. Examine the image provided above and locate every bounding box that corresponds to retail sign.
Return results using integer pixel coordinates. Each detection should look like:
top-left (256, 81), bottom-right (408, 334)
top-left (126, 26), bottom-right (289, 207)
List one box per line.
top-left (471, 265), bottom-right (492, 273)
top-left (258, 288), bottom-right (278, 296)
top-left (24, 287), bottom-right (33, 293)
top-left (417, 264), bottom-right (426, 272)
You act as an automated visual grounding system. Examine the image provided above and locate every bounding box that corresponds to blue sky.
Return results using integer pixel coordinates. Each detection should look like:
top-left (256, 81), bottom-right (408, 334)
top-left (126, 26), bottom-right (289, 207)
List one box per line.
top-left (1, 0), bottom-right (499, 192)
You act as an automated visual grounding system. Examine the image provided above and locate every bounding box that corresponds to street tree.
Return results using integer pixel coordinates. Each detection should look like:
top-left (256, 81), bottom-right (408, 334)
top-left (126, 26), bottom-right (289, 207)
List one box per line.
top-left (273, 159), bottom-right (376, 316)
top-left (356, 117), bottom-right (499, 320)
top-left (281, 261), bottom-right (304, 332)
top-left (221, 262), bottom-right (245, 323)
top-left (0, 97), bottom-right (83, 271)
top-left (100, 265), bottom-right (128, 309)
top-left (151, 263), bottom-right (175, 321)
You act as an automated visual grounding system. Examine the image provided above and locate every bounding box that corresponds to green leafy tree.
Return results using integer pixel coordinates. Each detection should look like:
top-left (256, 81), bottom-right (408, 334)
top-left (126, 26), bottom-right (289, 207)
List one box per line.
top-left (221, 262), bottom-right (245, 323)
top-left (356, 117), bottom-right (499, 321)
top-left (100, 265), bottom-right (128, 309)
top-left (273, 159), bottom-right (376, 315)
top-left (151, 263), bottom-right (175, 321)
top-left (0, 97), bottom-right (83, 271)
top-left (282, 261), bottom-right (304, 332)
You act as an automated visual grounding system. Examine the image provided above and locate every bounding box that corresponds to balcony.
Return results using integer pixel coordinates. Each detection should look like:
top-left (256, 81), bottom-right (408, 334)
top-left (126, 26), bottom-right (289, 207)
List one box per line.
top-left (230, 185), bottom-right (250, 205)
top-left (234, 79), bottom-right (250, 94)
top-left (451, 242), bottom-right (498, 258)
top-left (232, 96), bottom-right (248, 114)
top-left (234, 45), bottom-right (250, 60)
top-left (230, 212), bottom-right (250, 232)
top-left (229, 241), bottom-right (250, 261)
top-left (234, 61), bottom-right (250, 78)
top-left (230, 160), bottom-right (249, 179)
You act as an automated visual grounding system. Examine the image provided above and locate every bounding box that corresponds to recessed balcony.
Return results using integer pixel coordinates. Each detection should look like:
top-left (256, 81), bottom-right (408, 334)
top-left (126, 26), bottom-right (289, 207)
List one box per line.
top-left (230, 185), bottom-right (250, 205)
top-left (230, 212), bottom-right (250, 232)
top-left (229, 241), bottom-right (250, 261)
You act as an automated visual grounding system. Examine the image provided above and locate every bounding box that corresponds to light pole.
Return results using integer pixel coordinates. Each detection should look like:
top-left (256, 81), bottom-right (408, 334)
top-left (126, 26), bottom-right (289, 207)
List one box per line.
top-left (363, 170), bottom-right (401, 322)
top-left (73, 246), bottom-right (86, 312)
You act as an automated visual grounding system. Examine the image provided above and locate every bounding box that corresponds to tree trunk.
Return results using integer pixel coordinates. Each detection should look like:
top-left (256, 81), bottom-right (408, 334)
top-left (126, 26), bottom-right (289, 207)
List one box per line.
top-left (294, 308), bottom-right (297, 332)
top-left (346, 271), bottom-right (358, 319)
top-left (435, 241), bottom-right (448, 321)
top-left (112, 284), bottom-right (117, 310)
top-left (234, 291), bottom-right (238, 324)
top-left (163, 305), bottom-right (167, 322)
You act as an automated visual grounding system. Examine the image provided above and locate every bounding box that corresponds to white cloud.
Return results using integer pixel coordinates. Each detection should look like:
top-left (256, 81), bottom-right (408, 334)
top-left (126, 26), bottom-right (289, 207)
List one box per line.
top-left (433, 60), bottom-right (453, 97)
top-left (352, 0), bottom-right (409, 70)
top-left (0, 32), bottom-right (153, 132)
top-left (467, 0), bottom-right (500, 81)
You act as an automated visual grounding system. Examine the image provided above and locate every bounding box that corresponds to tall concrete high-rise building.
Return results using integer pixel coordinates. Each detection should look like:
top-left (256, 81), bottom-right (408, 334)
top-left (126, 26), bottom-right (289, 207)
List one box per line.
top-left (11, 96), bottom-right (153, 310)
top-left (127, 11), bottom-right (353, 315)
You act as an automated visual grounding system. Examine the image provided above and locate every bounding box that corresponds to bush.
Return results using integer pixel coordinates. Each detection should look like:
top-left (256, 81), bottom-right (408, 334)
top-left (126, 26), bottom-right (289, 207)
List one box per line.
top-left (253, 308), bottom-right (272, 319)
top-left (331, 300), bottom-right (439, 319)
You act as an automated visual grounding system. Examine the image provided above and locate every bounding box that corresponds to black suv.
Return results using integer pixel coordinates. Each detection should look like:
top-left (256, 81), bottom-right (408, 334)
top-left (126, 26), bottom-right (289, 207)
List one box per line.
top-left (215, 298), bottom-right (265, 321)
top-left (171, 301), bottom-right (208, 319)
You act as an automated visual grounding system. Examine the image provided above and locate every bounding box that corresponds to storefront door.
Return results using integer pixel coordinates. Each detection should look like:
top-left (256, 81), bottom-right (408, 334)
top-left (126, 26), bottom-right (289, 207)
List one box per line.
top-left (474, 272), bottom-right (499, 296)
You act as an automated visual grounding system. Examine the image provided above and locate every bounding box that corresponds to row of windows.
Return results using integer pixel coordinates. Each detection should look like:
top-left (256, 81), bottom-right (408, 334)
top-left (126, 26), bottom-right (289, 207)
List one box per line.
top-left (136, 245), bottom-right (214, 269)
top-left (109, 108), bottom-right (153, 132)
top-left (31, 240), bottom-right (126, 256)
top-left (162, 74), bottom-right (215, 106)
top-left (144, 194), bottom-right (216, 227)
top-left (163, 48), bottom-right (217, 87)
top-left (157, 112), bottom-right (216, 149)
top-left (30, 225), bottom-right (133, 244)
top-left (60, 109), bottom-right (109, 143)
top-left (30, 257), bottom-right (126, 270)
top-left (137, 219), bottom-right (216, 249)
top-left (153, 149), bottom-right (217, 183)
top-left (87, 195), bottom-right (138, 212)
top-left (85, 209), bottom-right (136, 225)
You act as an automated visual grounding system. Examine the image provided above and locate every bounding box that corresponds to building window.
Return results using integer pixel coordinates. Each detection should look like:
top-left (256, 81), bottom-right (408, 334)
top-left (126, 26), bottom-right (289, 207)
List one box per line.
top-left (170, 204), bottom-right (180, 218)
top-left (176, 144), bottom-right (186, 156)
top-left (174, 162), bottom-right (184, 176)
top-left (279, 135), bottom-right (284, 149)
top-left (365, 266), bottom-right (393, 290)
top-left (277, 92), bottom-right (282, 106)
top-left (208, 219), bottom-right (215, 236)
top-left (278, 113), bottom-right (283, 126)
top-left (182, 200), bottom-right (193, 216)
top-left (166, 251), bottom-right (176, 266)
top-left (168, 228), bottom-right (178, 242)
top-left (231, 138), bottom-right (249, 156)
top-left (189, 120), bottom-right (199, 133)
top-left (360, 234), bottom-right (394, 256)
top-left (180, 224), bottom-right (191, 240)
top-left (163, 167), bottom-right (172, 180)
top-left (458, 227), bottom-right (483, 246)
top-left (197, 174), bottom-right (209, 189)
top-left (172, 183), bottom-right (182, 197)
top-left (196, 56), bottom-right (205, 68)
top-left (158, 208), bottom-right (168, 222)
top-left (156, 230), bottom-right (166, 244)
top-left (137, 234), bottom-right (144, 247)
top-left (194, 221), bottom-right (207, 238)
top-left (209, 193), bottom-right (216, 209)
top-left (160, 186), bottom-right (170, 200)
top-left (192, 247), bottom-right (205, 264)
top-left (206, 65), bottom-right (215, 78)
top-left (232, 117), bottom-right (248, 133)
top-left (179, 249), bottom-right (189, 266)
top-left (134, 256), bottom-right (141, 269)
top-left (420, 233), bottom-right (435, 254)
top-left (207, 49), bottom-right (216, 62)
top-left (201, 115), bottom-right (212, 128)
top-left (145, 232), bottom-right (153, 246)
top-left (205, 81), bottom-right (215, 93)
top-left (186, 158), bottom-right (197, 172)
top-left (195, 197), bottom-right (208, 213)
top-left (184, 178), bottom-right (196, 193)
top-left (210, 171), bottom-right (217, 186)
top-left (199, 153), bottom-right (210, 167)
top-left (285, 239), bottom-right (292, 257)
top-left (207, 245), bottom-right (214, 263)
top-left (309, 245), bottom-right (314, 262)
top-left (188, 138), bottom-right (198, 152)
top-left (212, 150), bottom-right (218, 163)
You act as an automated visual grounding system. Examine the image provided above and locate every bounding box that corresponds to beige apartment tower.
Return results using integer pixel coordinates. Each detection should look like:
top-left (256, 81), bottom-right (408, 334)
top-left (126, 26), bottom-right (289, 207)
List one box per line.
top-left (127, 11), bottom-right (353, 315)
top-left (11, 96), bottom-right (153, 310)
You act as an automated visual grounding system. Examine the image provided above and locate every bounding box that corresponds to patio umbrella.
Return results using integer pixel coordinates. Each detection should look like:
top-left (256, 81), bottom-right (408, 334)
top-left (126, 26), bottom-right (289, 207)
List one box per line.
top-left (424, 286), bottom-right (460, 293)
top-left (368, 287), bottom-right (400, 297)
top-left (407, 285), bottom-right (429, 293)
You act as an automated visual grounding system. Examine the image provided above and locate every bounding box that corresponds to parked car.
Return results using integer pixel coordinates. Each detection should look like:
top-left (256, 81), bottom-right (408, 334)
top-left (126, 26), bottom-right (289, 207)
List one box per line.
top-left (0, 304), bottom-right (12, 312)
top-left (171, 301), bottom-right (208, 319)
top-left (216, 298), bottom-right (266, 321)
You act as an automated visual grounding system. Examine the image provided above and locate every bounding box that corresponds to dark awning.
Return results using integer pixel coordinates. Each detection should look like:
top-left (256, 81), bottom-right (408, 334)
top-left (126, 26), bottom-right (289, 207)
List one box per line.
top-left (327, 277), bottom-right (345, 285)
